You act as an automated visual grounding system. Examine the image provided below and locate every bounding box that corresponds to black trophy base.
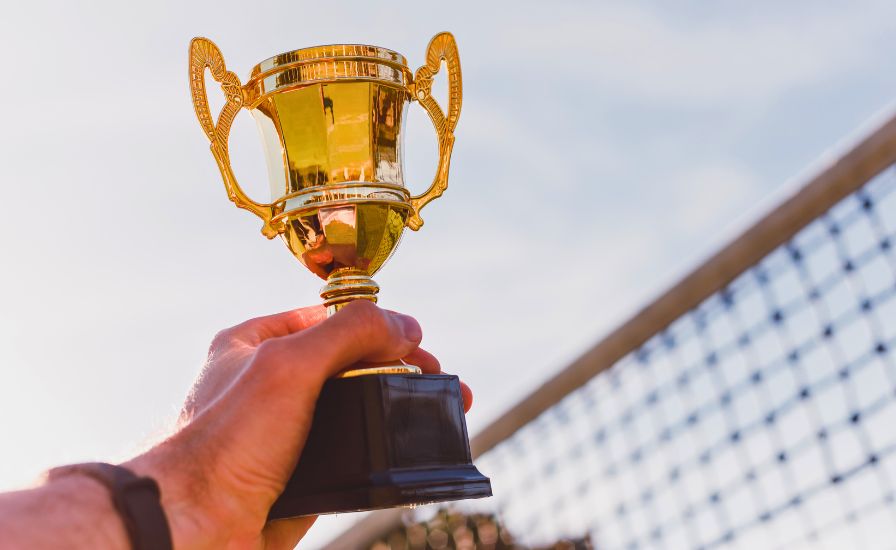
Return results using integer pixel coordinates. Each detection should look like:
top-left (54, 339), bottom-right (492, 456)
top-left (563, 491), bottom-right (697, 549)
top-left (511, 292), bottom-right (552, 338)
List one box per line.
top-left (268, 373), bottom-right (492, 520)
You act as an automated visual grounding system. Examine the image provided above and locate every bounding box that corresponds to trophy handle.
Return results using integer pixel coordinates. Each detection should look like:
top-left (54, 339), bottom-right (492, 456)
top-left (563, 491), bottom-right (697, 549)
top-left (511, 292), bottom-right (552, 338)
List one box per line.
top-left (189, 37), bottom-right (280, 239)
top-left (407, 32), bottom-right (462, 231)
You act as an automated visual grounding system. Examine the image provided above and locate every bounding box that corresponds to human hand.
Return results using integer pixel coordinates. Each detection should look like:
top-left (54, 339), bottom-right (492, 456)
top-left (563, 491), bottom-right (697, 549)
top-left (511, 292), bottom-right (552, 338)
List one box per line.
top-left (125, 300), bottom-right (472, 550)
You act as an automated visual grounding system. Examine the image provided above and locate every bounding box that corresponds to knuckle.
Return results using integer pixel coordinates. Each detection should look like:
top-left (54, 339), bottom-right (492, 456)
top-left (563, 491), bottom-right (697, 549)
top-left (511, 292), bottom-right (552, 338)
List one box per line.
top-left (348, 300), bottom-right (389, 338)
top-left (231, 317), bottom-right (260, 335)
top-left (253, 338), bottom-right (281, 362)
top-left (209, 327), bottom-right (235, 349)
top-left (249, 339), bottom-right (291, 381)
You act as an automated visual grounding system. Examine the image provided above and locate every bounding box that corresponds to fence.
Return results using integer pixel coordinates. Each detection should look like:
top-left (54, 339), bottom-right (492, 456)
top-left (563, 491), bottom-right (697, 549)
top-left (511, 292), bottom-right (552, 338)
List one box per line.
top-left (325, 110), bottom-right (896, 549)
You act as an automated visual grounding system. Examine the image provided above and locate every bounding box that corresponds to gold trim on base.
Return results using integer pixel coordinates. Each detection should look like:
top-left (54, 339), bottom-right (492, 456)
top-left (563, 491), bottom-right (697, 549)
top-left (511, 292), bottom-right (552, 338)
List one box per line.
top-left (337, 365), bottom-right (423, 378)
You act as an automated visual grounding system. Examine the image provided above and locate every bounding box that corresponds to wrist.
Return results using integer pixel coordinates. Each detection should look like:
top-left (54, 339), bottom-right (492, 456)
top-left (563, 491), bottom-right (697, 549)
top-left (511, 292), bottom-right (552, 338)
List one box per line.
top-left (123, 447), bottom-right (216, 550)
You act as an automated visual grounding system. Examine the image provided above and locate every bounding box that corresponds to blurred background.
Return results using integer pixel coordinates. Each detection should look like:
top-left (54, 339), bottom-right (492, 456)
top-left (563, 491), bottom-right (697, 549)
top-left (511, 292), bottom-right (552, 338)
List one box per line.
top-left (2, 1), bottom-right (896, 548)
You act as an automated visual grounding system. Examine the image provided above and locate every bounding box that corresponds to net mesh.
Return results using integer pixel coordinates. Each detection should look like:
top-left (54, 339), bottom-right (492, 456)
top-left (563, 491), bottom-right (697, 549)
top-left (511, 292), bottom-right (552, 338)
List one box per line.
top-left (455, 167), bottom-right (896, 549)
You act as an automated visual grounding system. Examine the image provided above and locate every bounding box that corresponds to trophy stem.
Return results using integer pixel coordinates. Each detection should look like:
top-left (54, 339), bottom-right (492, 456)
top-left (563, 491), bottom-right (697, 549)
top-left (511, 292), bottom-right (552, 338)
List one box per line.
top-left (322, 269), bottom-right (421, 378)
top-left (320, 269), bottom-right (380, 316)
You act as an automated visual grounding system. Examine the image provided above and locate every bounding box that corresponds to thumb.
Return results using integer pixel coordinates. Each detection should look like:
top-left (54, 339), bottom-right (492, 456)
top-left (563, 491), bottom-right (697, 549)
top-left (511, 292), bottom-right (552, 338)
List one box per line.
top-left (255, 300), bottom-right (423, 385)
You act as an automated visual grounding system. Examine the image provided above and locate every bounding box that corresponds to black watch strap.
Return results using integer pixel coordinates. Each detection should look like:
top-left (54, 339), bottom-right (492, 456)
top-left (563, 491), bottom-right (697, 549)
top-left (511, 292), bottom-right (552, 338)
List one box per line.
top-left (48, 462), bottom-right (173, 550)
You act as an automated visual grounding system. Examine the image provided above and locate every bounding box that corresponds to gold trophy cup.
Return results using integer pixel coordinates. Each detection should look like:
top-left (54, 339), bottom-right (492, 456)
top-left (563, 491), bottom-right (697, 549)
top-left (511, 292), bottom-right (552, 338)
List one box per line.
top-left (188, 34), bottom-right (491, 518)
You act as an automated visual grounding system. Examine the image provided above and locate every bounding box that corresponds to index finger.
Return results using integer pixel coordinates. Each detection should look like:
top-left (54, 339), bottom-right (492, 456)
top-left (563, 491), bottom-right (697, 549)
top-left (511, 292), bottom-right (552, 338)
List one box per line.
top-left (232, 305), bottom-right (328, 343)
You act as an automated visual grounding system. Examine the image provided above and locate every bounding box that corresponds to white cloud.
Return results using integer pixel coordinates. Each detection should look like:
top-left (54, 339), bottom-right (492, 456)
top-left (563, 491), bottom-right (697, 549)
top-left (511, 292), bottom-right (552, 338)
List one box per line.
top-left (669, 161), bottom-right (761, 233)
top-left (501, 3), bottom-right (896, 105)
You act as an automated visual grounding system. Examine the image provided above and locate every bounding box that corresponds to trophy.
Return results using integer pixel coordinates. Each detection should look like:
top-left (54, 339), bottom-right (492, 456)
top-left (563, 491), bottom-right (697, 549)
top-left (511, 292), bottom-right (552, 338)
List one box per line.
top-left (188, 34), bottom-right (491, 518)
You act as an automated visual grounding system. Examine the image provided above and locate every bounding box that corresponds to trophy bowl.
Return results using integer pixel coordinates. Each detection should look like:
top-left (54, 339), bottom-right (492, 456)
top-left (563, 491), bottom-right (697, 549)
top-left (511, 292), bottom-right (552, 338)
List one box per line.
top-left (189, 34), bottom-right (491, 518)
top-left (252, 46), bottom-right (416, 305)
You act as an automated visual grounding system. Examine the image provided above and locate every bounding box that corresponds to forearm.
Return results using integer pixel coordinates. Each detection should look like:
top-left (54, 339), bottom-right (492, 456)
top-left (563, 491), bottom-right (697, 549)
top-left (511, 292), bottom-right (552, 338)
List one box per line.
top-left (0, 475), bottom-right (128, 549)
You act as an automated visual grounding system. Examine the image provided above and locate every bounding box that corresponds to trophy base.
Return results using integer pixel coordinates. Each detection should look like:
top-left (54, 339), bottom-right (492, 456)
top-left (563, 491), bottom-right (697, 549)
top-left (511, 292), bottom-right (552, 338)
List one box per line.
top-left (268, 373), bottom-right (492, 520)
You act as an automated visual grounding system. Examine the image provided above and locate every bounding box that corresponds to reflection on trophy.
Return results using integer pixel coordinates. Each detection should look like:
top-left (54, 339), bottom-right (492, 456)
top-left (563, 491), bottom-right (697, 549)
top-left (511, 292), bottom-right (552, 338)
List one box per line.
top-left (188, 33), bottom-right (491, 518)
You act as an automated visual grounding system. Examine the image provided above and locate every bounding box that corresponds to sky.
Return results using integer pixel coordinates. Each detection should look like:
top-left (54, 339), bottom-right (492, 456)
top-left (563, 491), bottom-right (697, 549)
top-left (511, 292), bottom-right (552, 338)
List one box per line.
top-left (1, 0), bottom-right (896, 547)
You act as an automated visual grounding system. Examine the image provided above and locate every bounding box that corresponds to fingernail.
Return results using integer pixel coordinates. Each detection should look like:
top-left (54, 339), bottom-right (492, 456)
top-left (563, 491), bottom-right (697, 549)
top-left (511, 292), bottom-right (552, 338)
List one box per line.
top-left (393, 313), bottom-right (422, 342)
